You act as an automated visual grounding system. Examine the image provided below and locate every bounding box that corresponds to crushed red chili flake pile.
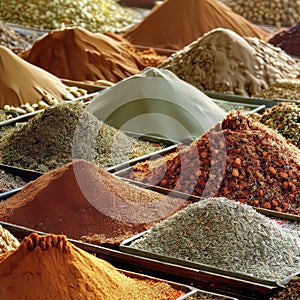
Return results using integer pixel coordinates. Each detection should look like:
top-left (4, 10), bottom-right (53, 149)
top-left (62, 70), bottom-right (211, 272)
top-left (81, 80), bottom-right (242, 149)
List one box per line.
top-left (126, 112), bottom-right (300, 215)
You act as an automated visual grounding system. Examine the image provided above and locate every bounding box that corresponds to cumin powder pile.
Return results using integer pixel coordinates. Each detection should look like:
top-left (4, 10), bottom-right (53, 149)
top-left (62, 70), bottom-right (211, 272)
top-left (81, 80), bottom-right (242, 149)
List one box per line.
top-left (0, 159), bottom-right (186, 246)
top-left (0, 233), bottom-right (185, 299)
top-left (127, 113), bottom-right (300, 215)
top-left (123, 0), bottom-right (269, 50)
top-left (19, 27), bottom-right (145, 82)
top-left (0, 46), bottom-right (67, 109)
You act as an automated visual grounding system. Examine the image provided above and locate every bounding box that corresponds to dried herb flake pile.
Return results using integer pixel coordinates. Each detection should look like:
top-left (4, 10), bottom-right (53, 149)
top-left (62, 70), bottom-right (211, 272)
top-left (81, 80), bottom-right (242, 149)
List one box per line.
top-left (0, 102), bottom-right (164, 172)
top-left (131, 198), bottom-right (300, 281)
top-left (0, 233), bottom-right (185, 299)
top-left (127, 112), bottom-right (300, 215)
top-left (159, 28), bottom-right (299, 96)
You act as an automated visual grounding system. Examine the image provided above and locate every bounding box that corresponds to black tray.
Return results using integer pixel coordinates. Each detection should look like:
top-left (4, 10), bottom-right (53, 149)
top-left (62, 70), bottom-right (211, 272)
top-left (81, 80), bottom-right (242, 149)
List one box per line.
top-left (0, 221), bottom-right (277, 299)
top-left (0, 164), bottom-right (43, 200)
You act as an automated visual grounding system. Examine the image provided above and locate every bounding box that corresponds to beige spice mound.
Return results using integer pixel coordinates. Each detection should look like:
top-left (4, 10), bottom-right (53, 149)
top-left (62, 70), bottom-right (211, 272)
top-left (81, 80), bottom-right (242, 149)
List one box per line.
top-left (0, 46), bottom-right (67, 109)
top-left (123, 0), bottom-right (269, 50)
top-left (19, 27), bottom-right (146, 82)
top-left (160, 28), bottom-right (299, 96)
top-left (0, 225), bottom-right (19, 254)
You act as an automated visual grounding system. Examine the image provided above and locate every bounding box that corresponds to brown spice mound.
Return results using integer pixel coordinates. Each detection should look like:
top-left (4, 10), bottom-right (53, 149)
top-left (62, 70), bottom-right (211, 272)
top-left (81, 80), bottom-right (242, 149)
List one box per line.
top-left (123, 0), bottom-right (269, 50)
top-left (0, 224), bottom-right (19, 254)
top-left (269, 276), bottom-right (300, 299)
top-left (19, 27), bottom-right (146, 82)
top-left (0, 46), bottom-right (67, 109)
top-left (127, 113), bottom-right (300, 215)
top-left (0, 233), bottom-right (184, 299)
top-left (0, 159), bottom-right (186, 246)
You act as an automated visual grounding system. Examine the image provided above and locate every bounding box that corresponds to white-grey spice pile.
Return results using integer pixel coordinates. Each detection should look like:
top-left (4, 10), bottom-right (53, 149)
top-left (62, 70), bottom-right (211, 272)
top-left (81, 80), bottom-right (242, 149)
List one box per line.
top-left (131, 197), bottom-right (300, 281)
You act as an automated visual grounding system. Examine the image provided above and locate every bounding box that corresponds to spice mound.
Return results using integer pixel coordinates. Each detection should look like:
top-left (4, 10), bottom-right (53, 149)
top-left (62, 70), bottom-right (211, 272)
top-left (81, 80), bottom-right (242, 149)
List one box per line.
top-left (0, 101), bottom-right (164, 172)
top-left (268, 22), bottom-right (300, 57)
top-left (255, 102), bottom-right (300, 149)
top-left (0, 169), bottom-right (27, 193)
top-left (225, 0), bottom-right (300, 27)
top-left (127, 112), bottom-right (300, 215)
top-left (19, 27), bottom-right (145, 82)
top-left (269, 276), bottom-right (300, 300)
top-left (123, 0), bottom-right (268, 50)
top-left (0, 224), bottom-right (19, 254)
top-left (159, 28), bottom-right (299, 96)
top-left (0, 0), bottom-right (139, 33)
top-left (131, 198), bottom-right (300, 281)
top-left (0, 46), bottom-right (67, 110)
top-left (0, 159), bottom-right (186, 246)
top-left (0, 21), bottom-right (31, 54)
top-left (0, 233), bottom-right (184, 299)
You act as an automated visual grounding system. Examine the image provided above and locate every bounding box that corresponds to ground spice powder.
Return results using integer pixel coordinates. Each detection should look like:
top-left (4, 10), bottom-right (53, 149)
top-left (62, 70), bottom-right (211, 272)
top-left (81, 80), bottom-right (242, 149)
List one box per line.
top-left (19, 27), bottom-right (146, 82)
top-left (0, 233), bottom-right (185, 299)
top-left (0, 159), bottom-right (186, 246)
top-left (127, 113), bottom-right (300, 215)
top-left (123, 0), bottom-right (269, 50)
top-left (0, 46), bottom-right (67, 109)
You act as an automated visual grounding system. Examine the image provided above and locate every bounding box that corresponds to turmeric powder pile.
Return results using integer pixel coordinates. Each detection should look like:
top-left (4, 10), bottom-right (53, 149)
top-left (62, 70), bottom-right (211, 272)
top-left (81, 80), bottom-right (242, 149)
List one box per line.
top-left (0, 233), bottom-right (185, 299)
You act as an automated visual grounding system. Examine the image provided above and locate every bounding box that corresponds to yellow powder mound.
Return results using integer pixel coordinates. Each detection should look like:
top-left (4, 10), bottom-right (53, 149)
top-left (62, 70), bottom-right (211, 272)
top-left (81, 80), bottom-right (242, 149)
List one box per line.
top-left (0, 46), bottom-right (67, 109)
top-left (19, 27), bottom-right (146, 82)
top-left (123, 0), bottom-right (270, 50)
top-left (0, 233), bottom-right (184, 299)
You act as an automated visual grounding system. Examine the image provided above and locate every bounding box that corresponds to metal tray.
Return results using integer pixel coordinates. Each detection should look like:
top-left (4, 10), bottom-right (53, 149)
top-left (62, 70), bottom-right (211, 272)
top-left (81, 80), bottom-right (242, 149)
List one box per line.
top-left (0, 221), bottom-right (277, 299)
top-left (203, 91), bottom-right (300, 106)
top-left (0, 164), bottom-right (43, 200)
top-left (120, 229), bottom-right (295, 287)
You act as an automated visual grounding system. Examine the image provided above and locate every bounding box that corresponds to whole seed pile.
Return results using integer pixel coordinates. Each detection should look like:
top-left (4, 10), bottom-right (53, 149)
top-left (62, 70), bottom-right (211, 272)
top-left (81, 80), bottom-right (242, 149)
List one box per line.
top-left (255, 102), bottom-right (300, 148)
top-left (131, 198), bottom-right (300, 281)
top-left (254, 79), bottom-right (300, 101)
top-left (0, 21), bottom-right (30, 54)
top-left (0, 102), bottom-right (164, 172)
top-left (224, 0), bottom-right (300, 27)
top-left (0, 0), bottom-right (139, 33)
top-left (269, 276), bottom-right (300, 299)
top-left (0, 224), bottom-right (19, 254)
top-left (128, 112), bottom-right (300, 215)
top-left (0, 169), bottom-right (27, 193)
top-left (268, 22), bottom-right (300, 57)
top-left (185, 291), bottom-right (234, 300)
top-left (159, 28), bottom-right (299, 96)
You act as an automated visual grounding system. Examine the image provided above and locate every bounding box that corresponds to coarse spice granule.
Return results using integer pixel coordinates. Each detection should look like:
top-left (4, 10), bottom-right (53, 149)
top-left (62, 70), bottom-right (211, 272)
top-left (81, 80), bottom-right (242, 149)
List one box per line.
top-left (127, 112), bottom-right (300, 215)
top-left (0, 169), bottom-right (27, 193)
top-left (269, 276), bottom-right (300, 299)
top-left (0, 233), bottom-right (185, 299)
top-left (0, 224), bottom-right (19, 254)
top-left (131, 197), bottom-right (300, 281)
top-left (0, 102), bottom-right (164, 172)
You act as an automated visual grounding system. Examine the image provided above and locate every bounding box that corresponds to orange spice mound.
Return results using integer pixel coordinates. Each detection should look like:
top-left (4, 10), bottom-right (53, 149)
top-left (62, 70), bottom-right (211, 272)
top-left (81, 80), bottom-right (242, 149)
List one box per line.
top-left (123, 0), bottom-right (269, 50)
top-left (0, 46), bottom-right (67, 109)
top-left (0, 159), bottom-right (186, 246)
top-left (19, 27), bottom-right (146, 82)
top-left (0, 233), bottom-right (185, 300)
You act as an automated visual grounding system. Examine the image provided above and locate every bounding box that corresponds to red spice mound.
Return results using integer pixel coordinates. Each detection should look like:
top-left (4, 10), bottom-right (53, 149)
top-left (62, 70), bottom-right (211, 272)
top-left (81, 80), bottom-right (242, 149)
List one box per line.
top-left (0, 233), bottom-right (185, 299)
top-left (127, 113), bottom-right (300, 215)
top-left (0, 159), bottom-right (186, 246)
top-left (19, 27), bottom-right (146, 82)
top-left (123, 0), bottom-right (269, 50)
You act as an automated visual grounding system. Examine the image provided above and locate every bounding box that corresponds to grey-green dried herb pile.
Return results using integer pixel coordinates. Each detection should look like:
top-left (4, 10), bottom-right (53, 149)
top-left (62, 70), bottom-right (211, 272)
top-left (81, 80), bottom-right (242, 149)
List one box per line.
top-left (254, 102), bottom-right (300, 148)
top-left (0, 102), bottom-right (163, 172)
top-left (131, 198), bottom-right (300, 281)
top-left (0, 0), bottom-right (139, 33)
top-left (0, 169), bottom-right (27, 193)
top-left (269, 276), bottom-right (300, 299)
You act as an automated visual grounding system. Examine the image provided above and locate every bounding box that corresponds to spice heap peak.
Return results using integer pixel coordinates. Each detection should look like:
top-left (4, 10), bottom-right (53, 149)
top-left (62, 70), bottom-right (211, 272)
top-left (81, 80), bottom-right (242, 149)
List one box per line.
top-left (160, 28), bottom-right (299, 96)
top-left (0, 232), bottom-right (184, 299)
top-left (127, 112), bottom-right (300, 215)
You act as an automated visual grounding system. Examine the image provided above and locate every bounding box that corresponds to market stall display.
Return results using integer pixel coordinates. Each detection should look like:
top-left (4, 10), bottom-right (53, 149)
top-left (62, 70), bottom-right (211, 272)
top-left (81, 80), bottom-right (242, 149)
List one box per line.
top-left (124, 112), bottom-right (300, 215)
top-left (0, 159), bottom-right (188, 246)
top-left (0, 224), bottom-right (19, 254)
top-left (123, 0), bottom-right (269, 50)
top-left (0, 232), bottom-right (186, 299)
top-left (159, 28), bottom-right (299, 97)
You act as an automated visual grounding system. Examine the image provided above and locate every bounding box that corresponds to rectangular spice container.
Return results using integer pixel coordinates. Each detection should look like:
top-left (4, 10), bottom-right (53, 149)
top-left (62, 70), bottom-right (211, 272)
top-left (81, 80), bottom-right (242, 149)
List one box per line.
top-left (0, 221), bottom-right (278, 299)
top-left (203, 90), bottom-right (300, 106)
top-left (0, 164), bottom-right (43, 200)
